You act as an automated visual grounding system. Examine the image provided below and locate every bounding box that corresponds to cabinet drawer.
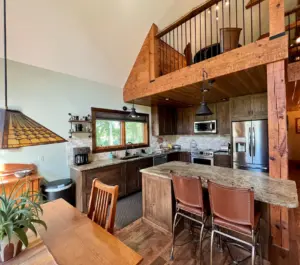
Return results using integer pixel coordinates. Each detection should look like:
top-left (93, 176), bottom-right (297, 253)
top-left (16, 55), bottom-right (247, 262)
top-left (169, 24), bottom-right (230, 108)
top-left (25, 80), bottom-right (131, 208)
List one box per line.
top-left (214, 155), bottom-right (232, 168)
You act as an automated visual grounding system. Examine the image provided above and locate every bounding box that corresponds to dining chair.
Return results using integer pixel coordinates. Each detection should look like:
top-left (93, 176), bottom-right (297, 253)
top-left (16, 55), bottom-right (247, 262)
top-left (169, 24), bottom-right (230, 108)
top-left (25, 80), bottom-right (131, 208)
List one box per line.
top-left (208, 181), bottom-right (263, 265)
top-left (170, 173), bottom-right (209, 263)
top-left (87, 179), bottom-right (119, 234)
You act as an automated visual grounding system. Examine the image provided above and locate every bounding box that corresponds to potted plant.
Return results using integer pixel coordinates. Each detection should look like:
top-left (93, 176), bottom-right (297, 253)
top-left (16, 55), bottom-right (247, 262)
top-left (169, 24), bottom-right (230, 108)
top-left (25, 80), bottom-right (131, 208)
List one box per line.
top-left (0, 181), bottom-right (47, 262)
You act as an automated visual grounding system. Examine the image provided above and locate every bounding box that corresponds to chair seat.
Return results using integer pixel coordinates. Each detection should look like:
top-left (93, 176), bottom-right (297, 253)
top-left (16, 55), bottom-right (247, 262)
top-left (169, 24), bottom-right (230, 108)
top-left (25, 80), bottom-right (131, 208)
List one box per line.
top-left (177, 202), bottom-right (204, 217)
top-left (214, 212), bottom-right (261, 236)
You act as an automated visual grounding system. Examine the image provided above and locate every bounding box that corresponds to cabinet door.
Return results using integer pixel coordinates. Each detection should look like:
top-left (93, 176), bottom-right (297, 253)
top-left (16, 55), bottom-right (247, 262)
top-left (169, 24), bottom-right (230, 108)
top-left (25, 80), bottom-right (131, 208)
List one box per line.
top-left (179, 152), bottom-right (191, 162)
top-left (84, 164), bottom-right (126, 198)
top-left (126, 161), bottom-right (140, 195)
top-left (176, 108), bottom-right (184, 135)
top-left (251, 93), bottom-right (267, 120)
top-left (158, 106), bottom-right (177, 135)
top-left (195, 103), bottom-right (216, 121)
top-left (217, 101), bottom-right (230, 135)
top-left (214, 154), bottom-right (232, 168)
top-left (230, 95), bottom-right (252, 121)
top-left (167, 152), bottom-right (180, 162)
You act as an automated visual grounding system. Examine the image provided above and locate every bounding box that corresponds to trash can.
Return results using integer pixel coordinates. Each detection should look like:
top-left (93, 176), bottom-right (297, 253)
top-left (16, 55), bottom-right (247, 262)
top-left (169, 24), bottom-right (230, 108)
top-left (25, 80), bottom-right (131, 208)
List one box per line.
top-left (42, 179), bottom-right (75, 206)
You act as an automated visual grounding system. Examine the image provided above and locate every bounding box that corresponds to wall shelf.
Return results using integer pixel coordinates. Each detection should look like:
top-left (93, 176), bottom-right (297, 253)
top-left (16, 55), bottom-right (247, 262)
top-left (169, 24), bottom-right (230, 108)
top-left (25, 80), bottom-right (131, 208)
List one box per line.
top-left (68, 113), bottom-right (92, 138)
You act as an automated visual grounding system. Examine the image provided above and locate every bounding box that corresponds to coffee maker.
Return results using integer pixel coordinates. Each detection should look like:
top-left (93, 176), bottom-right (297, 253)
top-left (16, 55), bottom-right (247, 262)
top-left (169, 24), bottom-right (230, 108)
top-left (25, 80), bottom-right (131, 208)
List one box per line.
top-left (73, 147), bottom-right (90, 166)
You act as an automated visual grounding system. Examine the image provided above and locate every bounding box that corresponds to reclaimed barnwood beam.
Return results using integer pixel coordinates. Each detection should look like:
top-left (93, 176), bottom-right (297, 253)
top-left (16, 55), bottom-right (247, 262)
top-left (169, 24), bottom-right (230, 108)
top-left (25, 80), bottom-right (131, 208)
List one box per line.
top-left (124, 35), bottom-right (288, 102)
top-left (288, 61), bottom-right (300, 82)
top-left (267, 0), bottom-right (289, 250)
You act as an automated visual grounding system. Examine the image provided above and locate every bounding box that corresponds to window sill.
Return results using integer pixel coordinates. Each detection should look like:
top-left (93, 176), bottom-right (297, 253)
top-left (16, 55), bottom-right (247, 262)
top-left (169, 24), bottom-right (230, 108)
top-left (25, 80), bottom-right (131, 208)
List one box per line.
top-left (92, 144), bottom-right (149, 153)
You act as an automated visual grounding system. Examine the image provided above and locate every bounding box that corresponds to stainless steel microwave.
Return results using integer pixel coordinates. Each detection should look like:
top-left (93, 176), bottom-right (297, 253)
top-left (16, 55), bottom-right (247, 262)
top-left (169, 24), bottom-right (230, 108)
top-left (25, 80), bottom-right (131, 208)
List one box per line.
top-left (194, 120), bottom-right (217, 134)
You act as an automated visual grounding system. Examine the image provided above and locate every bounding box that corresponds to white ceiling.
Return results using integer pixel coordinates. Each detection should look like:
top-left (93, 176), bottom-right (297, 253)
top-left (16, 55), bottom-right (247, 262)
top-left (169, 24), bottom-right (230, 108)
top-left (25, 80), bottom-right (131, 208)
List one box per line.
top-left (0, 0), bottom-right (208, 89)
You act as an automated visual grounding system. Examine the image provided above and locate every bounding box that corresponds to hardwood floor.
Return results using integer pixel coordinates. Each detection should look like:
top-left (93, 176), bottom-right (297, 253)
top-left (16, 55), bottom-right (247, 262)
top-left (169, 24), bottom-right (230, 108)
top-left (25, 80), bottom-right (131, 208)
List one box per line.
top-left (116, 163), bottom-right (300, 265)
top-left (116, 218), bottom-right (268, 265)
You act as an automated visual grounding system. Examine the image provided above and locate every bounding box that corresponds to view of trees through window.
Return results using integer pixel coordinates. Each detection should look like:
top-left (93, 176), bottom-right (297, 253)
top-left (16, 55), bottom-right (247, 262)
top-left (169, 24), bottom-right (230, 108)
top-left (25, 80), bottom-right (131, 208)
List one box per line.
top-left (125, 122), bottom-right (144, 144)
top-left (95, 120), bottom-right (145, 147)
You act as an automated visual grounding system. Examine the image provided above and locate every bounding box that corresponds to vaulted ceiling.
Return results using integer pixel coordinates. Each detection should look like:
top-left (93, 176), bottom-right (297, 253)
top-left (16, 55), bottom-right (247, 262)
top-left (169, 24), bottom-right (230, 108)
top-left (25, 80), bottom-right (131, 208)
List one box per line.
top-left (0, 0), bottom-right (207, 89)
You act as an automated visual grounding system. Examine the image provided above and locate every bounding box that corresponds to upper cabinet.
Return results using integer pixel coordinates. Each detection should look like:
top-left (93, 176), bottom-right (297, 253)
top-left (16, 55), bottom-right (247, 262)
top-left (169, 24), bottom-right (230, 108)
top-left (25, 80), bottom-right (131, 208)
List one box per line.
top-left (230, 93), bottom-right (267, 121)
top-left (177, 107), bottom-right (195, 135)
top-left (194, 103), bottom-right (217, 121)
top-left (216, 101), bottom-right (230, 135)
top-left (152, 106), bottom-right (177, 136)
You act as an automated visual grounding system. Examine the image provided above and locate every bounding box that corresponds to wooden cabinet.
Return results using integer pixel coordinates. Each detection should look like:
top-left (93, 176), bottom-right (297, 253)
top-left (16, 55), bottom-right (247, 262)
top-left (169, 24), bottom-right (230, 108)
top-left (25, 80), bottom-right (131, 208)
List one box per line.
top-left (230, 93), bottom-right (267, 121)
top-left (251, 93), bottom-right (268, 120)
top-left (194, 103), bottom-right (217, 121)
top-left (216, 101), bottom-right (230, 135)
top-left (167, 152), bottom-right (180, 162)
top-left (214, 154), bottom-right (232, 168)
top-left (126, 158), bottom-right (153, 194)
top-left (179, 152), bottom-right (191, 162)
top-left (152, 105), bottom-right (177, 136)
top-left (177, 107), bottom-right (195, 135)
top-left (230, 95), bottom-right (252, 121)
top-left (71, 158), bottom-right (153, 213)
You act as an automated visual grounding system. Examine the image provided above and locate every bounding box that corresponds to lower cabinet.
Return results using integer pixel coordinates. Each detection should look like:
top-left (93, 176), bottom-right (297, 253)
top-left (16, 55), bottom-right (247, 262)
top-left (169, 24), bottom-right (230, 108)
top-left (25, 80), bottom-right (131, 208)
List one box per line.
top-left (214, 154), bottom-right (232, 168)
top-left (167, 152), bottom-right (180, 162)
top-left (71, 158), bottom-right (153, 213)
top-left (179, 152), bottom-right (191, 163)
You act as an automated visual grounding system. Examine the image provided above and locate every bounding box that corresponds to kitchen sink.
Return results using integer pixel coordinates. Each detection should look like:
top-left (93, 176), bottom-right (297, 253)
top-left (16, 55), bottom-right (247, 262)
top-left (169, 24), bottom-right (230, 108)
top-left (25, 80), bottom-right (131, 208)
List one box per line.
top-left (119, 155), bottom-right (141, 160)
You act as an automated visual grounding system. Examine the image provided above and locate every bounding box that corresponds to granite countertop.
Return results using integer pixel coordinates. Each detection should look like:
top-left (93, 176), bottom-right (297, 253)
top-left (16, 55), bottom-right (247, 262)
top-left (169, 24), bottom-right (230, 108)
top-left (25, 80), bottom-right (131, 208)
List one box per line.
top-left (140, 161), bottom-right (299, 209)
top-left (70, 149), bottom-right (191, 172)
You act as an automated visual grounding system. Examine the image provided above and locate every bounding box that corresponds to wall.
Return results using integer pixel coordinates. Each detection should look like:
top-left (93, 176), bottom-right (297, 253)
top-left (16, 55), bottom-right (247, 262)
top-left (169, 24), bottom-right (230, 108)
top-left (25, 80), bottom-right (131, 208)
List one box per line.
top-left (288, 110), bottom-right (300, 161)
top-left (0, 60), bottom-right (151, 181)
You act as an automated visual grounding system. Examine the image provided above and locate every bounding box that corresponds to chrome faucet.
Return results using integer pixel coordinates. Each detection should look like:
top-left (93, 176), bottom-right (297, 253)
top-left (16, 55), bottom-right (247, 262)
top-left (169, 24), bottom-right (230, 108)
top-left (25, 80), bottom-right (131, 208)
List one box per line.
top-left (125, 142), bottom-right (133, 156)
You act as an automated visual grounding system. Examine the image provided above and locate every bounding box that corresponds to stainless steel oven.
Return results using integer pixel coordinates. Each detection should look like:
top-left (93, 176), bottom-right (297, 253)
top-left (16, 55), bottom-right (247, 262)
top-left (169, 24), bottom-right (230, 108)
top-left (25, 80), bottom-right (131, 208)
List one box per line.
top-left (191, 150), bottom-right (214, 166)
top-left (194, 120), bottom-right (217, 134)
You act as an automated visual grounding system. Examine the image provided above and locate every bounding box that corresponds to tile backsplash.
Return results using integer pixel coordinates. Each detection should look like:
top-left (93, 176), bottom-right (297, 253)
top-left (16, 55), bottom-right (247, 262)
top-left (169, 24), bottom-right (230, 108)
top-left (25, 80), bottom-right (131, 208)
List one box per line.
top-left (67, 134), bottom-right (230, 165)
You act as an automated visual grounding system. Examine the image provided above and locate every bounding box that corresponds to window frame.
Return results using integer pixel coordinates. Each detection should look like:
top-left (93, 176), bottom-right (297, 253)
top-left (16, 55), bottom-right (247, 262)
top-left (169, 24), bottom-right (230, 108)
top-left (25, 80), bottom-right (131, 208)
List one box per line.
top-left (91, 107), bottom-right (149, 153)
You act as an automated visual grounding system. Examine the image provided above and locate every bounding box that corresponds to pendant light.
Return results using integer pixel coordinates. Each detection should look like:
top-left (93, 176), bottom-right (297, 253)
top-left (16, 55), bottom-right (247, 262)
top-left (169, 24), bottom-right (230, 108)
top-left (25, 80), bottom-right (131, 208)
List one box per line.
top-left (128, 101), bottom-right (139, 118)
top-left (0, 0), bottom-right (66, 149)
top-left (196, 69), bottom-right (213, 116)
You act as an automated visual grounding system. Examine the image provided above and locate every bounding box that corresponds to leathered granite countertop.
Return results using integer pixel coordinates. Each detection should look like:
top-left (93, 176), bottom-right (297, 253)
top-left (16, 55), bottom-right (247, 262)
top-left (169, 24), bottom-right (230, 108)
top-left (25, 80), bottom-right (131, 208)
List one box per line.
top-left (140, 161), bottom-right (299, 208)
top-left (70, 149), bottom-right (191, 172)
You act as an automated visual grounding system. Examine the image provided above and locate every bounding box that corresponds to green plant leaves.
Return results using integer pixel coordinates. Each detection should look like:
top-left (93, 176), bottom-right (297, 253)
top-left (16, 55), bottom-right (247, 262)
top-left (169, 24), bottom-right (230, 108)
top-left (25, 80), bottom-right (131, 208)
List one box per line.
top-left (14, 228), bottom-right (28, 247)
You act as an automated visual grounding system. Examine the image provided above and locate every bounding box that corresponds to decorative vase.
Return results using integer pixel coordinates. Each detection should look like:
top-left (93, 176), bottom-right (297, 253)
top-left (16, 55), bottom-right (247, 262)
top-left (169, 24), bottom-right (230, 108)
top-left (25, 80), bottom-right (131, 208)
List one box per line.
top-left (220, 27), bottom-right (242, 53)
top-left (0, 233), bottom-right (24, 263)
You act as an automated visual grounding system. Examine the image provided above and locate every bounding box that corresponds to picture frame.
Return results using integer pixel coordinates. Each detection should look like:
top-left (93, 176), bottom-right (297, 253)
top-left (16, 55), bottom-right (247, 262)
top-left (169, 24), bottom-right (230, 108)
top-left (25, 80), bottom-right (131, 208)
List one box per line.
top-left (296, 118), bottom-right (300, 134)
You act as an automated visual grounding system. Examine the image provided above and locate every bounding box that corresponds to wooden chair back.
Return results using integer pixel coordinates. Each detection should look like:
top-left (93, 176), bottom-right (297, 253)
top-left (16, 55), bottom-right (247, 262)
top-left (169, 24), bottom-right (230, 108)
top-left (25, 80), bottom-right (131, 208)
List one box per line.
top-left (87, 179), bottom-right (118, 234)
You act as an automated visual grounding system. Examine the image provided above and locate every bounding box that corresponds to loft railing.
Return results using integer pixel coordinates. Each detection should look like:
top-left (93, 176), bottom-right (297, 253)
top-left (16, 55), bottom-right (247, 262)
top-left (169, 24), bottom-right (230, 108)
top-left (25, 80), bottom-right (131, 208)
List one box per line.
top-left (286, 5), bottom-right (300, 63)
top-left (156, 0), bottom-right (266, 77)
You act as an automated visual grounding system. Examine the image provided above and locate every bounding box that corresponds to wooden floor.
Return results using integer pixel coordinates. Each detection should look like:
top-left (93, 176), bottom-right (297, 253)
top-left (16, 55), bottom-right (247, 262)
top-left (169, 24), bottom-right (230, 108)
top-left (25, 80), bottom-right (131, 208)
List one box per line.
top-left (116, 163), bottom-right (300, 265)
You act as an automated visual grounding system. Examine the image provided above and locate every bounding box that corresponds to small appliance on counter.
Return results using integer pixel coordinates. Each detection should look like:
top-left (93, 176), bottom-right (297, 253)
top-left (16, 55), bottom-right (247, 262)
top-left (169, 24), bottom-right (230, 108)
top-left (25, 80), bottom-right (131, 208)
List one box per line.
top-left (73, 147), bottom-right (90, 166)
top-left (172, 144), bottom-right (181, 150)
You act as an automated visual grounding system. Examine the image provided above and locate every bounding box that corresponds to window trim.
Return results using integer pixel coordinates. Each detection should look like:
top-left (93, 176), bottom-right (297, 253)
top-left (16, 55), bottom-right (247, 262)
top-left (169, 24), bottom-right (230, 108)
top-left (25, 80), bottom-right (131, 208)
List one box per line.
top-left (91, 107), bottom-right (149, 153)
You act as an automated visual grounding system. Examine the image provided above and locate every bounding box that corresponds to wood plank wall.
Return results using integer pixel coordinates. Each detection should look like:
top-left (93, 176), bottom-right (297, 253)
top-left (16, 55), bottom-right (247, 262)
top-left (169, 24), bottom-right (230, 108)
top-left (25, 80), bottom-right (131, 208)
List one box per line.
top-left (267, 0), bottom-right (290, 250)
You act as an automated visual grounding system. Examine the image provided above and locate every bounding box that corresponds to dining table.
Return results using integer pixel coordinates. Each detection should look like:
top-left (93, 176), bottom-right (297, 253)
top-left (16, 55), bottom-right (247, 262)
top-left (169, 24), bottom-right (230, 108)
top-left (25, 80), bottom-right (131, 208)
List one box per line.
top-left (33, 199), bottom-right (143, 265)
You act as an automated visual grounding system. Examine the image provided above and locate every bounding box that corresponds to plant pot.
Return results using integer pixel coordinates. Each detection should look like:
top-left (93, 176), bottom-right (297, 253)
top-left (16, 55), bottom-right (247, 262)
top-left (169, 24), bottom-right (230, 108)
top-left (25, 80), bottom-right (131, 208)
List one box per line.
top-left (0, 233), bottom-right (24, 263)
top-left (220, 27), bottom-right (242, 53)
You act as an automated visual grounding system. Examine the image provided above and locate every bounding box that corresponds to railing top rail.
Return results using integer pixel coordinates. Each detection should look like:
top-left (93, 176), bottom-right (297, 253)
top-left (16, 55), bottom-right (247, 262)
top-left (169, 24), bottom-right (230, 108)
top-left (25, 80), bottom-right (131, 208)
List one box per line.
top-left (285, 5), bottom-right (300, 16)
top-left (156, 0), bottom-right (221, 38)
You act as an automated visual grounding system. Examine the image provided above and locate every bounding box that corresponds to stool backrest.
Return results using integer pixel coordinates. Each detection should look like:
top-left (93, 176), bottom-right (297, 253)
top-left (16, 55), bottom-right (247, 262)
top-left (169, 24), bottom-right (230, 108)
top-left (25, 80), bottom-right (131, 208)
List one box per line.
top-left (87, 179), bottom-right (118, 234)
top-left (171, 174), bottom-right (204, 210)
top-left (208, 181), bottom-right (254, 228)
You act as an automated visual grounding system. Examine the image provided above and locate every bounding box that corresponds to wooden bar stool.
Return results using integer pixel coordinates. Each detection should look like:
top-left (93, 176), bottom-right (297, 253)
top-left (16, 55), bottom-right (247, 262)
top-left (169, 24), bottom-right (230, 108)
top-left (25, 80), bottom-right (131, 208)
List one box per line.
top-left (208, 181), bottom-right (263, 265)
top-left (170, 173), bottom-right (208, 262)
top-left (87, 179), bottom-right (119, 234)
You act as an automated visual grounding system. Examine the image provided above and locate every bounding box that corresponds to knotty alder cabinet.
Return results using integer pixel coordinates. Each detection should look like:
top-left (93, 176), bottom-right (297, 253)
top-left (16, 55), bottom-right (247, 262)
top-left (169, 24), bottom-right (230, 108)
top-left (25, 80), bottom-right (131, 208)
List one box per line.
top-left (71, 158), bottom-right (153, 213)
top-left (152, 105), bottom-right (177, 136)
top-left (177, 107), bottom-right (195, 135)
top-left (230, 93), bottom-right (267, 121)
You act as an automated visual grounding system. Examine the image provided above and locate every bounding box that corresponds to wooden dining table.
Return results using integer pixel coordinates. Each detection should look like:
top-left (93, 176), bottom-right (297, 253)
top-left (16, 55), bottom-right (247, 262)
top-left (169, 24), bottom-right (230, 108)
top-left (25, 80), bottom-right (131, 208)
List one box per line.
top-left (36, 199), bottom-right (143, 265)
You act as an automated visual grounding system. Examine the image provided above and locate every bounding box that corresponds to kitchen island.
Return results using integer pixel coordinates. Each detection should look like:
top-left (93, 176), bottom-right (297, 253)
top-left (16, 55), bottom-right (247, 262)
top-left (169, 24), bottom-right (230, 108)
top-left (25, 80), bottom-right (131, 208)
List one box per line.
top-left (140, 161), bottom-right (298, 259)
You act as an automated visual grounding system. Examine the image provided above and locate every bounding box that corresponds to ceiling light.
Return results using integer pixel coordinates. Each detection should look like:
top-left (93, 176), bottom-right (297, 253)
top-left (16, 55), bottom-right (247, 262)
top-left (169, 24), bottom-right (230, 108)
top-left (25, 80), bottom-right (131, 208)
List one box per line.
top-left (0, 0), bottom-right (66, 149)
top-left (165, 98), bottom-right (169, 101)
top-left (222, 98), bottom-right (228, 101)
top-left (225, 0), bottom-right (229, 6)
top-left (216, 17), bottom-right (219, 21)
top-left (296, 36), bottom-right (300, 44)
top-left (208, 8), bottom-right (211, 14)
top-left (128, 102), bottom-right (139, 118)
top-left (216, 5), bottom-right (219, 10)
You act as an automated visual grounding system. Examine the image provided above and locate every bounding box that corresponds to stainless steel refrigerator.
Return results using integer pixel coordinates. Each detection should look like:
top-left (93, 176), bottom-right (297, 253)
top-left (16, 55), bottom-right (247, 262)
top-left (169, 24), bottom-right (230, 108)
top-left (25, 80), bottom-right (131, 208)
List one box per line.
top-left (232, 120), bottom-right (269, 172)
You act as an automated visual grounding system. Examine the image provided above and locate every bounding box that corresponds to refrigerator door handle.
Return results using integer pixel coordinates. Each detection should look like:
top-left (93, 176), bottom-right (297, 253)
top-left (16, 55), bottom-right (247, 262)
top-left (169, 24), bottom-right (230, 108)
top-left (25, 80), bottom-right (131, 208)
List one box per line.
top-left (248, 127), bottom-right (252, 157)
top-left (252, 127), bottom-right (255, 157)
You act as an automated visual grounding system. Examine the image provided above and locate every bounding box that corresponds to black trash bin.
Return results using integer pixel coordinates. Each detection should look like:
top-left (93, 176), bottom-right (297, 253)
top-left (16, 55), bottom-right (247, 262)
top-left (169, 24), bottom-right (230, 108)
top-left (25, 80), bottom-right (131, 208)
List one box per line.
top-left (42, 179), bottom-right (75, 206)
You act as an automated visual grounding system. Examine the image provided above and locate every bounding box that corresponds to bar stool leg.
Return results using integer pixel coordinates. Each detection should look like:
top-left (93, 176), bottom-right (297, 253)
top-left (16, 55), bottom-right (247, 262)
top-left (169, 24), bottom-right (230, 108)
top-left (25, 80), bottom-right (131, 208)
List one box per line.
top-left (251, 231), bottom-right (256, 265)
top-left (199, 222), bottom-right (204, 264)
top-left (170, 212), bottom-right (179, 260)
top-left (210, 230), bottom-right (215, 265)
top-left (259, 229), bottom-right (263, 265)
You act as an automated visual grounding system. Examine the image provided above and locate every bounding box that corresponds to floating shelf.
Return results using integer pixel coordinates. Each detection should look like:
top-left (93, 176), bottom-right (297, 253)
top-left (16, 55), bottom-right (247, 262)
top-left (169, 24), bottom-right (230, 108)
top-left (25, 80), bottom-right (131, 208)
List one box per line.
top-left (68, 113), bottom-right (92, 138)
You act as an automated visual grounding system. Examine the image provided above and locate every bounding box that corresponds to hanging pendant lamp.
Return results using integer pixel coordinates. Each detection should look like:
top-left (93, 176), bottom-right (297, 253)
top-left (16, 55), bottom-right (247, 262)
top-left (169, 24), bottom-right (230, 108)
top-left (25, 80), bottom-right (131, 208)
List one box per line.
top-left (196, 69), bottom-right (213, 116)
top-left (128, 101), bottom-right (139, 118)
top-left (0, 0), bottom-right (66, 149)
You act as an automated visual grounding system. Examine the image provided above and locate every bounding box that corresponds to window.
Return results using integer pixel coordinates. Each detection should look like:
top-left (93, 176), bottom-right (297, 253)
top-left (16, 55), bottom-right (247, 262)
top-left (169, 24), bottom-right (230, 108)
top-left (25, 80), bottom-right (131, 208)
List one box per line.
top-left (92, 108), bottom-right (149, 153)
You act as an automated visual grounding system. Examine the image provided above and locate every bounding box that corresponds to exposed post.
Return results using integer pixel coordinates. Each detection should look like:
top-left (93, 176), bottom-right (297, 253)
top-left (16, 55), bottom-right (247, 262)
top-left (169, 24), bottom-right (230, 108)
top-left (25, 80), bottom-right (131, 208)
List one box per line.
top-left (267, 0), bottom-right (289, 250)
top-left (149, 24), bottom-right (159, 81)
